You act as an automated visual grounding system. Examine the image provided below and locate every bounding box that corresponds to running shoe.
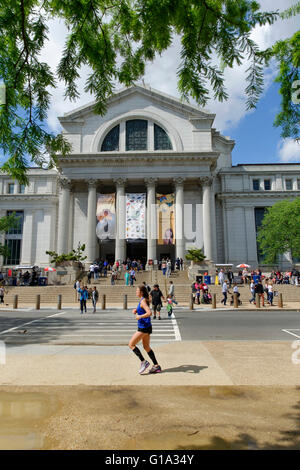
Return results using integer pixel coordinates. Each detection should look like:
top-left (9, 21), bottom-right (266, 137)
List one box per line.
top-left (153, 315), bottom-right (156, 319)
top-left (139, 360), bottom-right (150, 374)
top-left (148, 365), bottom-right (162, 374)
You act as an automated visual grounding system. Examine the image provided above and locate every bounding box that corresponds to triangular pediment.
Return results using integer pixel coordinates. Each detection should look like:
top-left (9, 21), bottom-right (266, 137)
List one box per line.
top-left (58, 84), bottom-right (215, 123)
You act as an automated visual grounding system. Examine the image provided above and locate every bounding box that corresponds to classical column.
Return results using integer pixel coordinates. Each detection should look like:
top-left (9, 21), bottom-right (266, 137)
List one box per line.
top-left (57, 177), bottom-right (71, 254)
top-left (86, 179), bottom-right (98, 264)
top-left (210, 179), bottom-right (217, 262)
top-left (201, 177), bottom-right (213, 261)
top-left (21, 210), bottom-right (35, 265)
top-left (145, 178), bottom-right (157, 262)
top-left (174, 177), bottom-right (185, 260)
top-left (114, 177), bottom-right (126, 262)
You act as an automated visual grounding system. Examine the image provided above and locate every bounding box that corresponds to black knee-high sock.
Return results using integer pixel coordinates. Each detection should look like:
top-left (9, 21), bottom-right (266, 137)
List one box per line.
top-left (147, 349), bottom-right (158, 365)
top-left (132, 346), bottom-right (145, 362)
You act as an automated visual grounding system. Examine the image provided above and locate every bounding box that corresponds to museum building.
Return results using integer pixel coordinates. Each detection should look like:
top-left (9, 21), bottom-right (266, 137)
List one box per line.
top-left (0, 84), bottom-right (299, 269)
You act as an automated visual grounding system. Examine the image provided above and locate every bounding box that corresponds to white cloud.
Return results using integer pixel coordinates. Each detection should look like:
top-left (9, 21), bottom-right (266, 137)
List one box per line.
top-left (41, 1), bottom-right (299, 136)
top-left (278, 139), bottom-right (300, 162)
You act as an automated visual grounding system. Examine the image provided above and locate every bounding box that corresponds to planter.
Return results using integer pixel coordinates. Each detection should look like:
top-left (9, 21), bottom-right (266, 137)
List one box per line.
top-left (49, 261), bottom-right (84, 285)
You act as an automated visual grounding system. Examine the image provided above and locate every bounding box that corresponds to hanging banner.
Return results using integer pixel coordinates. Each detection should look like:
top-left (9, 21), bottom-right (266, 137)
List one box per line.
top-left (126, 193), bottom-right (146, 239)
top-left (156, 193), bottom-right (175, 245)
top-left (96, 193), bottom-right (116, 240)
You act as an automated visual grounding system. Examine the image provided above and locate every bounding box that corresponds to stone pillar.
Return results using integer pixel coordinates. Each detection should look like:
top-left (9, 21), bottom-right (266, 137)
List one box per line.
top-left (210, 180), bottom-right (217, 262)
top-left (114, 178), bottom-right (126, 262)
top-left (145, 178), bottom-right (157, 263)
top-left (201, 177), bottom-right (213, 261)
top-left (57, 178), bottom-right (71, 254)
top-left (86, 179), bottom-right (98, 264)
top-left (20, 210), bottom-right (35, 265)
top-left (174, 177), bottom-right (185, 260)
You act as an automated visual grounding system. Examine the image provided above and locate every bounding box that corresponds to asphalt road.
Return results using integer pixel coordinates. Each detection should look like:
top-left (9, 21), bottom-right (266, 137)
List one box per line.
top-left (0, 307), bottom-right (299, 346)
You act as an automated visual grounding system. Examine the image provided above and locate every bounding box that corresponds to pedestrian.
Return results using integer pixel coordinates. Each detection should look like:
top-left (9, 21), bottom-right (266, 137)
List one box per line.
top-left (168, 281), bottom-right (178, 305)
top-left (92, 286), bottom-right (99, 313)
top-left (78, 284), bottom-right (88, 314)
top-left (249, 279), bottom-right (255, 304)
top-left (227, 269), bottom-right (234, 288)
top-left (161, 259), bottom-right (167, 276)
top-left (218, 269), bottom-right (225, 286)
top-left (254, 280), bottom-right (265, 307)
top-left (166, 295), bottom-right (173, 317)
top-left (142, 281), bottom-right (151, 294)
top-left (75, 279), bottom-right (81, 301)
top-left (129, 284), bottom-right (162, 374)
top-left (150, 284), bottom-right (165, 320)
top-left (130, 268), bottom-right (136, 287)
top-left (231, 283), bottom-right (241, 305)
top-left (111, 270), bottom-right (116, 285)
top-left (125, 270), bottom-right (130, 286)
top-left (0, 285), bottom-right (6, 304)
top-left (267, 281), bottom-right (274, 306)
top-left (180, 257), bottom-right (183, 270)
top-left (166, 259), bottom-right (172, 278)
top-left (221, 280), bottom-right (228, 305)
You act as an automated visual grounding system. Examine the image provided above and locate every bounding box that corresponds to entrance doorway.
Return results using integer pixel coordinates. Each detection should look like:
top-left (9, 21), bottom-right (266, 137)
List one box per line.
top-left (126, 241), bottom-right (147, 266)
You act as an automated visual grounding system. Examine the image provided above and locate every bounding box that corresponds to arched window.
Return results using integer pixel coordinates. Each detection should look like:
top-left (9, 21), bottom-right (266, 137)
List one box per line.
top-left (154, 124), bottom-right (172, 150)
top-left (101, 125), bottom-right (120, 151)
top-left (126, 119), bottom-right (148, 151)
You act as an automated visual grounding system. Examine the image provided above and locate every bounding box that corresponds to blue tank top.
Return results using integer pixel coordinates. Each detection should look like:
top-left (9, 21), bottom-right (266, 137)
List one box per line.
top-left (137, 298), bottom-right (151, 329)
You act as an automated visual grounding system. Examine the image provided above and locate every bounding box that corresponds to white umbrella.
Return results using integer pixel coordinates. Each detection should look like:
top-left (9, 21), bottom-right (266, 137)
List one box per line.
top-left (236, 264), bottom-right (251, 268)
top-left (44, 267), bottom-right (56, 272)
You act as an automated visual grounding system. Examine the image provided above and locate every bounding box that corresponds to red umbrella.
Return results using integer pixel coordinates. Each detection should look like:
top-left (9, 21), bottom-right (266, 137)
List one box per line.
top-left (44, 267), bottom-right (56, 272)
top-left (236, 264), bottom-right (250, 268)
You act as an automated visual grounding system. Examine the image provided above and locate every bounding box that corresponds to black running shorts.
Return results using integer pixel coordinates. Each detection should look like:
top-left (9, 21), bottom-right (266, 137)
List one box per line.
top-left (138, 326), bottom-right (152, 334)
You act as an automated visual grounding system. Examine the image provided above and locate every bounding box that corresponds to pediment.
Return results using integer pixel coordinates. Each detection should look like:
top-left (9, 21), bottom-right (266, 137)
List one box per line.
top-left (58, 84), bottom-right (215, 123)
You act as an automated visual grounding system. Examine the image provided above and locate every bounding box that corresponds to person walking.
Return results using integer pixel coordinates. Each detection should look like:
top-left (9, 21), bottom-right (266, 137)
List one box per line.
top-left (150, 284), bottom-right (165, 320)
top-left (227, 269), bottom-right (234, 288)
top-left (249, 279), bottom-right (255, 304)
top-left (92, 286), bottom-right (99, 313)
top-left (254, 280), bottom-right (265, 307)
top-left (221, 280), bottom-right (228, 306)
top-left (267, 281), bottom-right (274, 306)
top-left (0, 285), bottom-right (6, 304)
top-left (129, 284), bottom-right (162, 374)
top-left (168, 281), bottom-right (178, 305)
top-left (161, 259), bottom-right (167, 276)
top-left (130, 268), bottom-right (136, 287)
top-left (78, 285), bottom-right (88, 314)
top-left (125, 269), bottom-right (130, 286)
top-left (218, 269), bottom-right (225, 286)
top-left (166, 259), bottom-right (172, 278)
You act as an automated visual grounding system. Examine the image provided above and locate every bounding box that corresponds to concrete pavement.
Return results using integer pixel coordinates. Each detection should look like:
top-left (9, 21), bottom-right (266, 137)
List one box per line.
top-left (1, 340), bottom-right (299, 387)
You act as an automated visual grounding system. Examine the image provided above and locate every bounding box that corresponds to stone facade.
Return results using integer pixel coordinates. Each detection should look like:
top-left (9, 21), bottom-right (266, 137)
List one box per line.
top-left (0, 85), bottom-right (299, 269)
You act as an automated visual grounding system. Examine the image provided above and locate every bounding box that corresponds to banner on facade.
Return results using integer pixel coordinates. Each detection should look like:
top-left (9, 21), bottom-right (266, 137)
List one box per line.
top-left (126, 193), bottom-right (146, 239)
top-left (156, 193), bottom-right (175, 245)
top-left (96, 193), bottom-right (116, 240)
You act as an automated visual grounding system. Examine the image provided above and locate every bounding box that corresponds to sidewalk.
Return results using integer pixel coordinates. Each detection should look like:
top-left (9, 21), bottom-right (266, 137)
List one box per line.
top-left (1, 340), bottom-right (299, 387)
top-left (0, 301), bottom-right (299, 311)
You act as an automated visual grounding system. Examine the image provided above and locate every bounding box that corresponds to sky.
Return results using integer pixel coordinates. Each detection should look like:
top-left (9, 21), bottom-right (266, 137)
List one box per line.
top-left (2, 0), bottom-right (300, 166)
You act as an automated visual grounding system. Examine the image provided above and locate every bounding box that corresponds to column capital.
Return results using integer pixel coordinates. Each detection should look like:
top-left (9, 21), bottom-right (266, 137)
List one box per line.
top-left (58, 177), bottom-right (72, 190)
top-left (200, 176), bottom-right (213, 187)
top-left (144, 177), bottom-right (158, 187)
top-left (173, 177), bottom-right (186, 186)
top-left (85, 178), bottom-right (98, 189)
top-left (113, 177), bottom-right (127, 187)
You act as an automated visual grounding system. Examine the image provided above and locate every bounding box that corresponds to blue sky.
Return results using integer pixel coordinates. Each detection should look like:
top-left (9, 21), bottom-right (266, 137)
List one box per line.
top-left (230, 81), bottom-right (284, 165)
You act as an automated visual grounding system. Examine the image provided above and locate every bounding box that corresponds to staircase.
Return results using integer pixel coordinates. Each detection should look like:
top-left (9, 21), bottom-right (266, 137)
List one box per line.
top-left (2, 271), bottom-right (300, 306)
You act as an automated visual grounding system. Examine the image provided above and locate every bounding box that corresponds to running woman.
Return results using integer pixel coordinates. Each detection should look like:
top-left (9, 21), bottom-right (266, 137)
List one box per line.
top-left (129, 284), bottom-right (162, 374)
